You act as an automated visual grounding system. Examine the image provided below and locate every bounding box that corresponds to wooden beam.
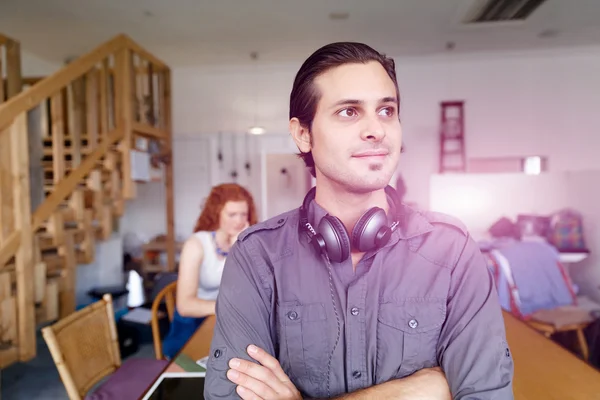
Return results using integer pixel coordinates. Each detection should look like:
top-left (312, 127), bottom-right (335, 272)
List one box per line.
top-left (157, 69), bottom-right (165, 130)
top-left (147, 63), bottom-right (155, 125)
top-left (0, 34), bottom-right (127, 132)
top-left (69, 78), bottom-right (86, 167)
top-left (85, 70), bottom-right (99, 147)
top-left (31, 128), bottom-right (123, 231)
top-left (114, 48), bottom-right (135, 199)
top-left (122, 35), bottom-right (168, 71)
top-left (99, 60), bottom-right (110, 139)
top-left (0, 232), bottom-right (19, 270)
top-left (164, 69), bottom-right (176, 272)
top-left (21, 76), bottom-right (45, 87)
top-left (58, 232), bottom-right (76, 318)
top-left (132, 122), bottom-right (167, 139)
top-left (5, 38), bottom-right (22, 98)
top-left (51, 92), bottom-right (66, 182)
top-left (10, 113), bottom-right (35, 361)
top-left (80, 210), bottom-right (95, 264)
top-left (46, 212), bottom-right (65, 247)
top-left (0, 125), bottom-right (13, 244)
top-left (0, 56), bottom-right (4, 103)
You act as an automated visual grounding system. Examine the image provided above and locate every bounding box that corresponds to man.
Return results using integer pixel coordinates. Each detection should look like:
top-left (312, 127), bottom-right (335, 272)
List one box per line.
top-left (204, 42), bottom-right (514, 399)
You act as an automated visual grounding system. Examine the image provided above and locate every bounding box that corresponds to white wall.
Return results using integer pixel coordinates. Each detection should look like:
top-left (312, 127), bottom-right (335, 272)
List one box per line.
top-left (264, 153), bottom-right (311, 220)
top-left (20, 49), bottom-right (61, 76)
top-left (170, 45), bottom-right (600, 210)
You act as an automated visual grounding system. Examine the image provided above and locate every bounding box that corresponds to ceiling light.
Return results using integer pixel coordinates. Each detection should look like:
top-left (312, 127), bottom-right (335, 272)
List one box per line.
top-left (248, 126), bottom-right (266, 135)
top-left (329, 12), bottom-right (349, 21)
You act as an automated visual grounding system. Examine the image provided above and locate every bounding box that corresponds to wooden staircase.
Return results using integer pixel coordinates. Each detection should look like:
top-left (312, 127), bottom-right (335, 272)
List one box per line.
top-left (0, 33), bottom-right (175, 368)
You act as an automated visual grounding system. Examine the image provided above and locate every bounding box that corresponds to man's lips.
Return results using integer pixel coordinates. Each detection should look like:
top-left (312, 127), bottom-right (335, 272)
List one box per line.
top-left (352, 149), bottom-right (389, 158)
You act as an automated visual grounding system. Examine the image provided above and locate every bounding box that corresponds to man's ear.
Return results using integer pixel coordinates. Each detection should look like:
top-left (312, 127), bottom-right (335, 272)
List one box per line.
top-left (289, 118), bottom-right (311, 153)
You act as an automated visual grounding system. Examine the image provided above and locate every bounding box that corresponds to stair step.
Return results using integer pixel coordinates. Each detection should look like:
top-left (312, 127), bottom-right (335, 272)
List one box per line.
top-left (42, 160), bottom-right (105, 172)
top-left (41, 252), bottom-right (65, 274)
top-left (44, 183), bottom-right (87, 193)
top-left (37, 228), bottom-right (87, 251)
top-left (43, 138), bottom-right (90, 147)
top-left (1, 262), bottom-right (16, 275)
top-left (42, 147), bottom-right (94, 156)
top-left (41, 247), bottom-right (89, 270)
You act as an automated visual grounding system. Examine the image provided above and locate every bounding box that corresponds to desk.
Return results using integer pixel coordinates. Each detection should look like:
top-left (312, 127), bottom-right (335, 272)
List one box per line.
top-left (503, 311), bottom-right (600, 400)
top-left (164, 315), bottom-right (216, 373)
top-left (160, 313), bottom-right (600, 399)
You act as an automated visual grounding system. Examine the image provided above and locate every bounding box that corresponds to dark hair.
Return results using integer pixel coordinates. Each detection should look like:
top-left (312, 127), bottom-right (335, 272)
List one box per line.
top-left (289, 42), bottom-right (400, 177)
top-left (193, 183), bottom-right (258, 232)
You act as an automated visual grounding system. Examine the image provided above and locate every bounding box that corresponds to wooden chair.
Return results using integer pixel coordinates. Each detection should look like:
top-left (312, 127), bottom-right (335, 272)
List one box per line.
top-left (526, 306), bottom-right (593, 360)
top-left (42, 294), bottom-right (167, 400)
top-left (527, 320), bottom-right (591, 360)
top-left (151, 281), bottom-right (177, 360)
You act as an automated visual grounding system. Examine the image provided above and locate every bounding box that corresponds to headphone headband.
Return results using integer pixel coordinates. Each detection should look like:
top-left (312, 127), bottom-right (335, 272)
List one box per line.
top-left (299, 185), bottom-right (403, 262)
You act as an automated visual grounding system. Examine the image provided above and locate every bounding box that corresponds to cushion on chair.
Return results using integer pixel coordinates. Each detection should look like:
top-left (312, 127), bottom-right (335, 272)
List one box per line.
top-left (85, 358), bottom-right (168, 400)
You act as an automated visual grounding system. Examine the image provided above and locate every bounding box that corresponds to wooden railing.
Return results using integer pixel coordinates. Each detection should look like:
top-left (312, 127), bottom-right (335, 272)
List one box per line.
top-left (0, 33), bottom-right (175, 368)
top-left (0, 33), bottom-right (23, 104)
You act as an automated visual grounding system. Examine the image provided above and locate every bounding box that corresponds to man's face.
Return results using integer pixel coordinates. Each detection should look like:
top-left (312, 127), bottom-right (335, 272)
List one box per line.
top-left (293, 61), bottom-right (402, 193)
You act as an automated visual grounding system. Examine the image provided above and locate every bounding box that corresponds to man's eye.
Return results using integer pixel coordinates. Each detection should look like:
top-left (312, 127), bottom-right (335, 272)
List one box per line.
top-left (379, 107), bottom-right (395, 117)
top-left (338, 108), bottom-right (357, 118)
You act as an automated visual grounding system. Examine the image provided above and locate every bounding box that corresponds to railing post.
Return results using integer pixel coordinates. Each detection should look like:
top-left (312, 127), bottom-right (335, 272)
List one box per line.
top-left (10, 112), bottom-right (35, 361)
top-left (163, 70), bottom-right (176, 272)
top-left (5, 37), bottom-right (23, 99)
top-left (114, 46), bottom-right (135, 199)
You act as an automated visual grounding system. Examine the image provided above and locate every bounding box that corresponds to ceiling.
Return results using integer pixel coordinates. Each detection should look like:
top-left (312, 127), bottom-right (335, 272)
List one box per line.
top-left (1, 0), bottom-right (599, 67)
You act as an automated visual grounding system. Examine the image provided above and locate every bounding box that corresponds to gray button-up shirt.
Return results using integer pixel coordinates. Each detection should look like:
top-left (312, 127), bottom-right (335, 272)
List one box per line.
top-left (204, 200), bottom-right (514, 399)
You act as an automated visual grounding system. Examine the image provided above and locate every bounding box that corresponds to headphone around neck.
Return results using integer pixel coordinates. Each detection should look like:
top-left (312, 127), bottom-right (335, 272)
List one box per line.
top-left (299, 185), bottom-right (402, 263)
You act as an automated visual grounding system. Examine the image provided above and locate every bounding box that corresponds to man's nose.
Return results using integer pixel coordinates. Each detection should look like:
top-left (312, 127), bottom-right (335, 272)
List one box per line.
top-left (360, 115), bottom-right (385, 141)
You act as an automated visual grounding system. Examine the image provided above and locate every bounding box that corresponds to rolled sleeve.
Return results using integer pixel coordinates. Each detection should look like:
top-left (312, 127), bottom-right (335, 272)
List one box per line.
top-left (204, 240), bottom-right (275, 399)
top-left (437, 235), bottom-right (514, 400)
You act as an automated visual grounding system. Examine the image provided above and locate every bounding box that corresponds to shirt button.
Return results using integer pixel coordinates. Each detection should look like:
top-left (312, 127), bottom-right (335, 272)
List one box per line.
top-left (214, 349), bottom-right (222, 358)
top-left (351, 307), bottom-right (359, 316)
top-left (278, 218), bottom-right (284, 224)
top-left (352, 371), bottom-right (362, 379)
top-left (287, 311), bottom-right (298, 320)
top-left (408, 319), bottom-right (418, 329)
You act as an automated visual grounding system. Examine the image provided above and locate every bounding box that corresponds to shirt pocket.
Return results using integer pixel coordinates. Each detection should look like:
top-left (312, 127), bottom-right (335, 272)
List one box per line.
top-left (376, 298), bottom-right (446, 381)
top-left (278, 301), bottom-right (329, 391)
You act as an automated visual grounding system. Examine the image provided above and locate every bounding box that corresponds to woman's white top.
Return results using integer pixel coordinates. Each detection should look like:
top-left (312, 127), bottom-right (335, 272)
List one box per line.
top-left (193, 231), bottom-right (226, 301)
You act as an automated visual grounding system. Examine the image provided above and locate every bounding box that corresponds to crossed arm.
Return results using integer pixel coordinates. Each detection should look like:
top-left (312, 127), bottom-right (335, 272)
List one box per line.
top-left (226, 344), bottom-right (451, 400)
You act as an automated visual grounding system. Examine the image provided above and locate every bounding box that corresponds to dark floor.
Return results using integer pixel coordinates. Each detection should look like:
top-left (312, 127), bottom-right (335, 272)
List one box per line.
top-left (1, 330), bottom-right (155, 400)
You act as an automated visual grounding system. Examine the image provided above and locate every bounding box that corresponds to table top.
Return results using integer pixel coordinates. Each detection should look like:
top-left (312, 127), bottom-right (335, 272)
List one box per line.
top-left (162, 313), bottom-right (600, 399)
top-left (503, 311), bottom-right (600, 400)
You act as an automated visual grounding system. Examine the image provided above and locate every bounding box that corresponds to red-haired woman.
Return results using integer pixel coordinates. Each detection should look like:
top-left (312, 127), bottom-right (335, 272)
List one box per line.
top-left (162, 183), bottom-right (258, 359)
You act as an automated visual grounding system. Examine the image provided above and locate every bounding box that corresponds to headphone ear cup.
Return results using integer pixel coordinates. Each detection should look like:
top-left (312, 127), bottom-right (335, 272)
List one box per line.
top-left (351, 207), bottom-right (390, 252)
top-left (318, 215), bottom-right (350, 263)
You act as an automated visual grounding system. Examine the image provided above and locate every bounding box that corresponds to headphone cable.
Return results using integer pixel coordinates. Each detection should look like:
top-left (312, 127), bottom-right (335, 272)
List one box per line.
top-left (324, 255), bottom-right (341, 398)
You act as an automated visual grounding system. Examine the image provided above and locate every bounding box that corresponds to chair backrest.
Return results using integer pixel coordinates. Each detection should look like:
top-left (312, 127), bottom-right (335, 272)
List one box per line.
top-left (41, 294), bottom-right (121, 400)
top-left (151, 281), bottom-right (177, 360)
